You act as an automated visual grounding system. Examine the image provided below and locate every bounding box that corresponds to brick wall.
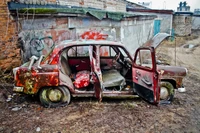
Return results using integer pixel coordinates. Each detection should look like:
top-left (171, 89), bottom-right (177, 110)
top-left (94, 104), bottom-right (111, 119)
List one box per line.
top-left (0, 1), bottom-right (21, 72)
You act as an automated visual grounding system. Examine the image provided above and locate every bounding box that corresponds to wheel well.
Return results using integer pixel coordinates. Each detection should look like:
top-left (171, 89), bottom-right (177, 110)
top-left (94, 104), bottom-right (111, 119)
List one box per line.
top-left (161, 79), bottom-right (176, 89)
top-left (37, 85), bottom-right (72, 96)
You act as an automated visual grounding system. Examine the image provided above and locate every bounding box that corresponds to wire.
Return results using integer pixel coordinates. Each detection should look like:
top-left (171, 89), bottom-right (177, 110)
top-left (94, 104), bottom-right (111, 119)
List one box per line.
top-left (30, 8), bottom-right (35, 26)
top-left (175, 37), bottom-right (177, 66)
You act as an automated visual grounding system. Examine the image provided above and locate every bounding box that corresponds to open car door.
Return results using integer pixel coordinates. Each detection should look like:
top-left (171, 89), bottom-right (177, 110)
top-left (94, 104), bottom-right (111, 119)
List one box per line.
top-left (133, 47), bottom-right (160, 104)
top-left (89, 45), bottom-right (102, 101)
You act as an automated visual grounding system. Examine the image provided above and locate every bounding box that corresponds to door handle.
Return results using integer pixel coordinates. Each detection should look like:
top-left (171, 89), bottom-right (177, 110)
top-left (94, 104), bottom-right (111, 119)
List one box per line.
top-left (135, 70), bottom-right (140, 80)
top-left (141, 78), bottom-right (152, 86)
top-left (136, 70), bottom-right (141, 76)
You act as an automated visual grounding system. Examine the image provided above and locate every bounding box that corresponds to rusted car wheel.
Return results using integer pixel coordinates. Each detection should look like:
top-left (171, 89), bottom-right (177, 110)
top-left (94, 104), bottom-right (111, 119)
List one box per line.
top-left (39, 86), bottom-right (71, 108)
top-left (160, 81), bottom-right (175, 103)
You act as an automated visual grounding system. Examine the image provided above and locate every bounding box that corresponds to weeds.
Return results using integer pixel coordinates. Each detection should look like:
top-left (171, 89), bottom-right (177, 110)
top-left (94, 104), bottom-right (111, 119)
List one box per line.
top-left (0, 68), bottom-right (13, 85)
top-left (122, 101), bottom-right (138, 109)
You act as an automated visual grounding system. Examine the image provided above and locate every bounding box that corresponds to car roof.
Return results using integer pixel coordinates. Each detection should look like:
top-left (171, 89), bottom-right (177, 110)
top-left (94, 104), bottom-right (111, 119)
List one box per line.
top-left (56, 40), bottom-right (124, 48)
top-left (47, 39), bottom-right (133, 63)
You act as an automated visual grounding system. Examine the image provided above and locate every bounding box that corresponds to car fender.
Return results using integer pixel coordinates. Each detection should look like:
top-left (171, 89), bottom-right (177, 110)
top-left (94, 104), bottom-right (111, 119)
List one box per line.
top-left (59, 71), bottom-right (75, 93)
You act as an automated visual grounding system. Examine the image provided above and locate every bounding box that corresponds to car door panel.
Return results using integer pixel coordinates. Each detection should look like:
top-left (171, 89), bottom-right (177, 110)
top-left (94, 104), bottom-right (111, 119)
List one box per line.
top-left (68, 58), bottom-right (91, 72)
top-left (132, 47), bottom-right (160, 104)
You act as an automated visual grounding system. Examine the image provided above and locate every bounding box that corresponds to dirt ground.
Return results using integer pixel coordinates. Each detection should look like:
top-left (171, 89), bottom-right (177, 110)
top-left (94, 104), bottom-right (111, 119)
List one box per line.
top-left (0, 33), bottom-right (200, 133)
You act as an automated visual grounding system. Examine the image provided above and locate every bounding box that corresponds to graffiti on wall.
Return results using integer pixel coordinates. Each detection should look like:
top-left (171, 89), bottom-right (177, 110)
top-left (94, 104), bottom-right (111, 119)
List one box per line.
top-left (18, 31), bottom-right (55, 62)
top-left (77, 28), bottom-right (120, 41)
top-left (18, 18), bottom-right (76, 62)
top-left (80, 30), bottom-right (108, 40)
top-left (18, 29), bottom-right (76, 62)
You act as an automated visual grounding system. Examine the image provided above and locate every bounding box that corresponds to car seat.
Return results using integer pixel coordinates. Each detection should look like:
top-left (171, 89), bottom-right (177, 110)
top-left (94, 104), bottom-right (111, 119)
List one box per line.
top-left (60, 56), bottom-right (90, 89)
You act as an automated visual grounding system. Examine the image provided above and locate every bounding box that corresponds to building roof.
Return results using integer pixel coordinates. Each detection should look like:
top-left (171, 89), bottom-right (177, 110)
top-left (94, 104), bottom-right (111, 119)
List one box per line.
top-left (127, 8), bottom-right (174, 14)
top-left (8, 2), bottom-right (156, 21)
top-left (174, 12), bottom-right (193, 15)
top-left (125, 0), bottom-right (150, 9)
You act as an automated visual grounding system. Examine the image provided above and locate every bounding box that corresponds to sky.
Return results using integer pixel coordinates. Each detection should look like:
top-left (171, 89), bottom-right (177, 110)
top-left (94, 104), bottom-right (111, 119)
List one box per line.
top-left (127, 0), bottom-right (200, 11)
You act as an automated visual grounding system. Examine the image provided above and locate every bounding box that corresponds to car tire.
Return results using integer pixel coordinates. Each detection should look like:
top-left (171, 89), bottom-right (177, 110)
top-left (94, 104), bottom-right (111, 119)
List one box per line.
top-left (39, 86), bottom-right (71, 108)
top-left (160, 81), bottom-right (175, 103)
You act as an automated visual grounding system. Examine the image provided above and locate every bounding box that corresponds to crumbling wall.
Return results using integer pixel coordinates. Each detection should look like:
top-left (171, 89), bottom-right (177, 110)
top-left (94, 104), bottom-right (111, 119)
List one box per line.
top-left (0, 0), bottom-right (21, 71)
top-left (18, 18), bottom-right (76, 62)
top-left (18, 15), bottom-right (154, 62)
top-left (18, 17), bottom-right (120, 62)
top-left (173, 14), bottom-right (192, 36)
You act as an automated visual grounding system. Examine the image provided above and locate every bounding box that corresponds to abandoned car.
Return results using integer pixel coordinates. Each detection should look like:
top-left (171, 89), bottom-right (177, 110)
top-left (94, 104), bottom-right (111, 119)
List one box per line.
top-left (13, 38), bottom-right (187, 107)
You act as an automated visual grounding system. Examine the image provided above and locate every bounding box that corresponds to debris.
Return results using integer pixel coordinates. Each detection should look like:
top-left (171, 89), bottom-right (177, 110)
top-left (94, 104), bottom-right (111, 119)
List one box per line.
top-left (182, 44), bottom-right (199, 49)
top-left (36, 127), bottom-right (41, 132)
top-left (6, 95), bottom-right (12, 102)
top-left (159, 100), bottom-right (171, 105)
top-left (11, 107), bottom-right (22, 111)
top-left (0, 93), bottom-right (6, 102)
top-left (130, 102), bottom-right (138, 107)
top-left (178, 87), bottom-right (186, 93)
top-left (0, 126), bottom-right (4, 132)
top-left (6, 94), bottom-right (16, 102)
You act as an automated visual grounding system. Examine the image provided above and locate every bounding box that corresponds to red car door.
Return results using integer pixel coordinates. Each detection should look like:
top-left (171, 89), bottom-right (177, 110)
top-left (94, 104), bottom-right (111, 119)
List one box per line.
top-left (132, 47), bottom-right (160, 104)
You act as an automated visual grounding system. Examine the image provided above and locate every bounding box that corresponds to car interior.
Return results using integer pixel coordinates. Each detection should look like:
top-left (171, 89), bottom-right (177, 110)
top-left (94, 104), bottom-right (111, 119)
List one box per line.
top-left (60, 45), bottom-right (133, 92)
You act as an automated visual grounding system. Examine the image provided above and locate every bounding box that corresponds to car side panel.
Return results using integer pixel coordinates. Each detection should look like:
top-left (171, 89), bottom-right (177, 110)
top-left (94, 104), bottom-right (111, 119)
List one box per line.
top-left (15, 65), bottom-right (59, 94)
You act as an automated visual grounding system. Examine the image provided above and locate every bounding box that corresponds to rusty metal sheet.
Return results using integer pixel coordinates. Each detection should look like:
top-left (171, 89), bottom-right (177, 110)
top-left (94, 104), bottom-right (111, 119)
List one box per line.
top-left (15, 65), bottom-right (59, 94)
top-left (143, 33), bottom-right (170, 48)
top-left (157, 65), bottom-right (187, 88)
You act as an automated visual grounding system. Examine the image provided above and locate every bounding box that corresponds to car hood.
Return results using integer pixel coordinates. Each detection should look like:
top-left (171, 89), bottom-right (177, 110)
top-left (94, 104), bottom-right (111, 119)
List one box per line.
top-left (143, 33), bottom-right (171, 48)
top-left (157, 65), bottom-right (187, 77)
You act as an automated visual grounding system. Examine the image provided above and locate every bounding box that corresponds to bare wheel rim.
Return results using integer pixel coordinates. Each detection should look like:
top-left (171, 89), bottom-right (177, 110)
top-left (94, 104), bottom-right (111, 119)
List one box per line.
top-left (47, 89), bottom-right (62, 102)
top-left (160, 87), bottom-right (169, 100)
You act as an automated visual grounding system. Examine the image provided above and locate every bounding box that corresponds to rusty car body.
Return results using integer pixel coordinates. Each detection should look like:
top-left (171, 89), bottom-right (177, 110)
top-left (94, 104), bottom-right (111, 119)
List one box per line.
top-left (13, 33), bottom-right (187, 107)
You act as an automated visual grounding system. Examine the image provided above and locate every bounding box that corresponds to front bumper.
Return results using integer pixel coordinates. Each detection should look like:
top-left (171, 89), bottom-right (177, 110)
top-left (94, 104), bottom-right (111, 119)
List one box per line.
top-left (13, 86), bottom-right (24, 92)
top-left (178, 87), bottom-right (186, 92)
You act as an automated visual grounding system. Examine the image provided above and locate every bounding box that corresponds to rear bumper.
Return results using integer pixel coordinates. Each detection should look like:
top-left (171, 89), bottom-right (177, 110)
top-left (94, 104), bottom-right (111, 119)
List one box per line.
top-left (13, 86), bottom-right (24, 92)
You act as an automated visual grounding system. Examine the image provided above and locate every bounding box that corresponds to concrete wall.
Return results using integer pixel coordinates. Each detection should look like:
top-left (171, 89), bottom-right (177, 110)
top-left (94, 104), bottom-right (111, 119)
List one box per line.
top-left (0, 0), bottom-right (153, 71)
top-left (121, 19), bottom-right (154, 53)
top-left (18, 17), bottom-right (122, 61)
top-left (192, 16), bottom-right (200, 30)
top-left (0, 0), bottom-right (21, 71)
top-left (146, 13), bottom-right (172, 34)
top-left (155, 14), bottom-right (172, 34)
top-left (18, 16), bottom-right (154, 62)
top-left (127, 10), bottom-right (173, 36)
top-left (18, 18), bottom-right (76, 62)
top-left (68, 17), bottom-right (121, 41)
top-left (128, 11), bottom-right (173, 34)
top-left (173, 14), bottom-right (192, 36)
